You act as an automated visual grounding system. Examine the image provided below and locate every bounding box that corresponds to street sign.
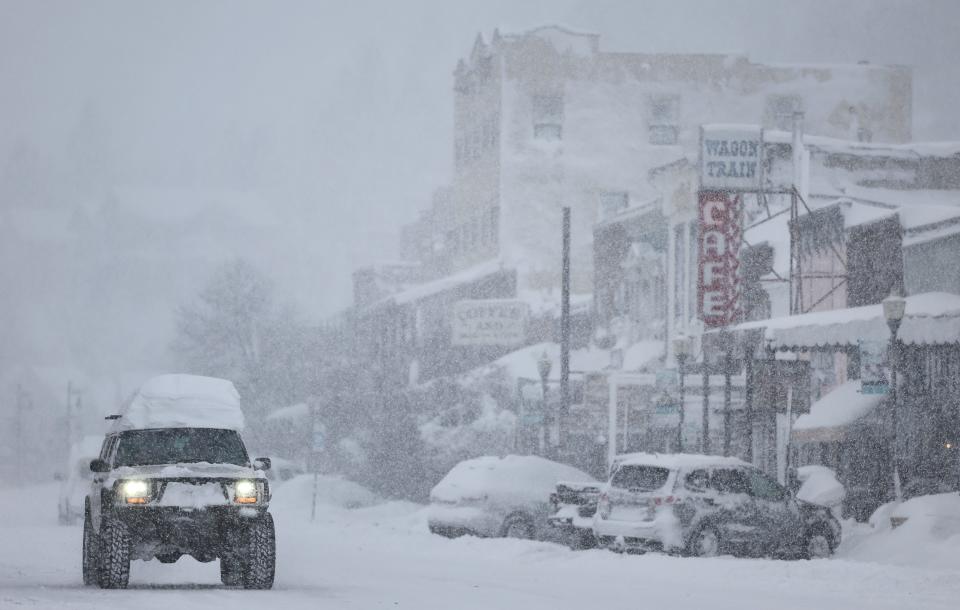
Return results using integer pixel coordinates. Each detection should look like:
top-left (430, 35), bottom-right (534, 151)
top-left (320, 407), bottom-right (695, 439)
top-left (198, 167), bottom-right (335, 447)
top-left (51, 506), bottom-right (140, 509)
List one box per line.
top-left (859, 340), bottom-right (890, 395)
top-left (700, 125), bottom-right (762, 192)
top-left (697, 191), bottom-right (743, 328)
top-left (452, 299), bottom-right (528, 346)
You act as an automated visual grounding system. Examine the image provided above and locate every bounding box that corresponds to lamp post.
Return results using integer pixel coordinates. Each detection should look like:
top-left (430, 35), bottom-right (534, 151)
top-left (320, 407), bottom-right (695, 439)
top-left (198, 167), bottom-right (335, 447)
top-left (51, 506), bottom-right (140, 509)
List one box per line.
top-left (537, 350), bottom-right (553, 457)
top-left (883, 291), bottom-right (906, 501)
top-left (673, 335), bottom-right (692, 452)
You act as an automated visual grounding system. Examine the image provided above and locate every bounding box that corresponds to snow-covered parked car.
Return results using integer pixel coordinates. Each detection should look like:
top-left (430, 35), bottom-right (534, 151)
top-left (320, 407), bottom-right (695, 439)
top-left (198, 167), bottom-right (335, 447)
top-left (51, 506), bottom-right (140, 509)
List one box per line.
top-left (593, 453), bottom-right (840, 558)
top-left (428, 455), bottom-right (594, 540)
top-left (83, 374), bottom-right (275, 589)
top-left (58, 435), bottom-right (105, 525)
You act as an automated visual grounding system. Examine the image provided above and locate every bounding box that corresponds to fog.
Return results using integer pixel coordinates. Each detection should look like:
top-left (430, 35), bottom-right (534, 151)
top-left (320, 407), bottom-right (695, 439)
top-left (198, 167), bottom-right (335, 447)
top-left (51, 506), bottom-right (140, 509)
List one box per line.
top-left (1, 0), bottom-right (959, 486)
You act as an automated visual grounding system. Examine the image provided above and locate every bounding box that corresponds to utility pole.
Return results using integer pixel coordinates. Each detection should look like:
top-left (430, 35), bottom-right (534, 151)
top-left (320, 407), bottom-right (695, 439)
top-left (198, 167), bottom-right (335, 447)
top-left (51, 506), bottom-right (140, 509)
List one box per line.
top-left (702, 368), bottom-right (710, 454)
top-left (15, 385), bottom-right (24, 485)
top-left (559, 206), bottom-right (571, 459)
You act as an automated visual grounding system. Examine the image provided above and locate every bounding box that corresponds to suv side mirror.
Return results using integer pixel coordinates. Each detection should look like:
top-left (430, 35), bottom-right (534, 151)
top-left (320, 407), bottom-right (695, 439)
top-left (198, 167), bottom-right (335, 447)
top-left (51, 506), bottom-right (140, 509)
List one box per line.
top-left (253, 457), bottom-right (272, 471)
top-left (90, 458), bottom-right (110, 473)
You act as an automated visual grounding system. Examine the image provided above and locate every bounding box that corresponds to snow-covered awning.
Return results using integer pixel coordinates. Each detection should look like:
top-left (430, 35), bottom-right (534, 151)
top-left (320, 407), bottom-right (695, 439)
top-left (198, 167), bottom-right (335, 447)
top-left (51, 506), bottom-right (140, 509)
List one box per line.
top-left (376, 259), bottom-right (509, 307)
top-left (728, 292), bottom-right (960, 350)
top-left (792, 381), bottom-right (884, 443)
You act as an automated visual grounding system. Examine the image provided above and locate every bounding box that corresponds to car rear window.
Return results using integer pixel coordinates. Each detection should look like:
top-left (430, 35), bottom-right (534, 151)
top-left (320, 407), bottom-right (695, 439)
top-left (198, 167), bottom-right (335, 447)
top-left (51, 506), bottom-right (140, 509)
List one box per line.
top-left (611, 465), bottom-right (670, 491)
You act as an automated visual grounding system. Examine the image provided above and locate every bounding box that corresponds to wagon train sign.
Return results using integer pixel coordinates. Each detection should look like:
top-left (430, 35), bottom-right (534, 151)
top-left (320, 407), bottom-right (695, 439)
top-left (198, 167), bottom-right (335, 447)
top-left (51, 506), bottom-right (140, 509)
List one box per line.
top-left (697, 191), bottom-right (743, 328)
top-left (700, 126), bottom-right (763, 192)
top-left (452, 299), bottom-right (529, 346)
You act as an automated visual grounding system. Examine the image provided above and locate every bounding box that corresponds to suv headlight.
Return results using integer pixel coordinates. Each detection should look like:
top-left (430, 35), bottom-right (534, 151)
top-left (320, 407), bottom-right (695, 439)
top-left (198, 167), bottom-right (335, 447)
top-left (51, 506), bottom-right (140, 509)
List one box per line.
top-left (119, 479), bottom-right (151, 504)
top-left (234, 480), bottom-right (260, 504)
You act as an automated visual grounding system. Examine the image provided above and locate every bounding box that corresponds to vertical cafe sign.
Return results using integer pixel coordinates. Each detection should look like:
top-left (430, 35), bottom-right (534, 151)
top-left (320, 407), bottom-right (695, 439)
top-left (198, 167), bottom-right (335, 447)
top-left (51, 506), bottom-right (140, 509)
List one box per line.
top-left (698, 191), bottom-right (743, 327)
top-left (697, 125), bottom-right (759, 328)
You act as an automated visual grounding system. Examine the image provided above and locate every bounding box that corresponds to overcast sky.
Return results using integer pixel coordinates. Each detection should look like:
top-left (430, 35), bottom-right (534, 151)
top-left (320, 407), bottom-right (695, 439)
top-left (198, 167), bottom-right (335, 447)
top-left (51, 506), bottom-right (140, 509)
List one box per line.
top-left (1, 0), bottom-right (958, 318)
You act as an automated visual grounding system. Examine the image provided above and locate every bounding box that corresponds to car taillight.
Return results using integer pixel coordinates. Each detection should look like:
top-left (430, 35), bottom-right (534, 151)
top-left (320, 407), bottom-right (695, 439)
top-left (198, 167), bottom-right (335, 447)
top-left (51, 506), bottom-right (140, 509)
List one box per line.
top-left (652, 495), bottom-right (679, 506)
top-left (597, 493), bottom-right (611, 519)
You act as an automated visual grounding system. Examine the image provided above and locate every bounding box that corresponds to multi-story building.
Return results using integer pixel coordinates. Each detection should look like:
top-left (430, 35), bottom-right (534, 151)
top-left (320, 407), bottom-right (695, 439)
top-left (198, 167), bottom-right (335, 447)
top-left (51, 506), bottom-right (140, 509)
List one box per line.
top-left (405, 25), bottom-right (911, 302)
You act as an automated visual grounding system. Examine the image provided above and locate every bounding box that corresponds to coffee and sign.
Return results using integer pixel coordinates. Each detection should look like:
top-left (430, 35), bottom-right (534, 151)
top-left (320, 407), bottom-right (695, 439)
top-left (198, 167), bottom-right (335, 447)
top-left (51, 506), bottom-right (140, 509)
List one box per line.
top-left (452, 299), bottom-right (528, 346)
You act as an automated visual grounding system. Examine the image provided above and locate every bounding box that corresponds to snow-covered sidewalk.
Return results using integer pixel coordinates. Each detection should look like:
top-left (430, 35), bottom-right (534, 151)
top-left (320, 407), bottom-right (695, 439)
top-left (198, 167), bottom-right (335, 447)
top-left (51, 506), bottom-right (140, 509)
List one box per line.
top-left (1, 481), bottom-right (958, 610)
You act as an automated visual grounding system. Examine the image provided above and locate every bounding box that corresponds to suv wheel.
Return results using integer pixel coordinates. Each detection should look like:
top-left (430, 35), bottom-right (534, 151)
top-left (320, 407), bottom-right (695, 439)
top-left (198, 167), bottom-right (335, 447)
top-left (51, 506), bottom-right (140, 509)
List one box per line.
top-left (97, 516), bottom-right (131, 589)
top-left (242, 513), bottom-right (275, 590)
top-left (689, 525), bottom-right (722, 558)
top-left (82, 510), bottom-right (99, 586)
top-left (220, 556), bottom-right (244, 586)
top-left (500, 513), bottom-right (535, 540)
top-left (804, 530), bottom-right (833, 559)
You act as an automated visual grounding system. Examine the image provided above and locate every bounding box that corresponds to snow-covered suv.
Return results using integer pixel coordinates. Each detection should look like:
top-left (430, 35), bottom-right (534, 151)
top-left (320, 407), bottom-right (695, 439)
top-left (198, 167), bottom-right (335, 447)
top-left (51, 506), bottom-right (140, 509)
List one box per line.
top-left (82, 375), bottom-right (275, 589)
top-left (593, 453), bottom-right (840, 559)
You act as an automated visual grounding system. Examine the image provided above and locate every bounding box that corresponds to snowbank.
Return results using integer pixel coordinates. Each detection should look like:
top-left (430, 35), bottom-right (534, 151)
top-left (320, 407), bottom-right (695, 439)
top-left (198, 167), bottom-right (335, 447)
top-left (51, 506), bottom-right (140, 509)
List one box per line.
top-left (839, 493), bottom-right (960, 569)
top-left (430, 455), bottom-right (594, 505)
top-left (272, 474), bottom-right (383, 512)
top-left (116, 374), bottom-right (245, 431)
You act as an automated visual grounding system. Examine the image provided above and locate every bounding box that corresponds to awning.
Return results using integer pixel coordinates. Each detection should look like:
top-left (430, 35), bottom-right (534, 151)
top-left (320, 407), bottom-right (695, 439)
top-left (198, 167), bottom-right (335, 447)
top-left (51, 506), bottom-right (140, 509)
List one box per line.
top-left (726, 292), bottom-right (960, 350)
top-left (792, 381), bottom-right (884, 443)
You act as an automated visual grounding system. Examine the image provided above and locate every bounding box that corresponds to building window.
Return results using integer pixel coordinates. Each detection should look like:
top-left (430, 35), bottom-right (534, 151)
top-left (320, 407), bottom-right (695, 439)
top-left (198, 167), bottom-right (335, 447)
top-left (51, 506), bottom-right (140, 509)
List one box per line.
top-left (765, 95), bottom-right (803, 131)
top-left (648, 95), bottom-right (679, 145)
top-left (533, 94), bottom-right (563, 140)
top-left (600, 191), bottom-right (629, 219)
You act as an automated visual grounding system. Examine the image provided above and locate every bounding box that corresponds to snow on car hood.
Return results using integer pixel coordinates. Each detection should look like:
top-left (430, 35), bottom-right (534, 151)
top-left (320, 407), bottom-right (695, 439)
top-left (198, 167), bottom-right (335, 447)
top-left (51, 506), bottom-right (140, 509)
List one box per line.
top-left (431, 455), bottom-right (594, 506)
top-left (109, 461), bottom-right (260, 480)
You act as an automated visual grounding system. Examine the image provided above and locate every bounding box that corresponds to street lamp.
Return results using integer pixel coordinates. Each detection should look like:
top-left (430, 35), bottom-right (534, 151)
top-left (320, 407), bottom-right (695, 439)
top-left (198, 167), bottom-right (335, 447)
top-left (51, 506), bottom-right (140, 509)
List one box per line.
top-left (883, 291), bottom-right (906, 501)
top-left (673, 335), bottom-right (692, 452)
top-left (537, 350), bottom-right (553, 456)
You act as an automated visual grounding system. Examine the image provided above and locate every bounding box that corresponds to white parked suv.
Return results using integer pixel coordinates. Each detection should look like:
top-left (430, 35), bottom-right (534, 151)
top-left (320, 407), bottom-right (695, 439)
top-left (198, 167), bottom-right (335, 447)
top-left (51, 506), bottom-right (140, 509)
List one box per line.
top-left (428, 455), bottom-right (594, 540)
top-left (593, 453), bottom-right (840, 558)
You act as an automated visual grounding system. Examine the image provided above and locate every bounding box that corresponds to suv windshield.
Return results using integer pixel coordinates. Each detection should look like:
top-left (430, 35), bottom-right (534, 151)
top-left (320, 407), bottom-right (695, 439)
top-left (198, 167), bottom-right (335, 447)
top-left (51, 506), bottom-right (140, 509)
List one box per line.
top-left (113, 428), bottom-right (249, 467)
top-left (611, 465), bottom-right (670, 491)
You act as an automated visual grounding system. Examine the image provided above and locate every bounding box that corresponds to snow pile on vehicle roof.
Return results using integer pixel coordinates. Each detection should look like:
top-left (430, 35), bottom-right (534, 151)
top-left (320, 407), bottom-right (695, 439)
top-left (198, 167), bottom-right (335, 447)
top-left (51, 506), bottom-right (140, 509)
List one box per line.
top-left (839, 493), bottom-right (960, 569)
top-left (430, 455), bottom-right (594, 505)
top-left (796, 465), bottom-right (845, 509)
top-left (116, 374), bottom-right (245, 431)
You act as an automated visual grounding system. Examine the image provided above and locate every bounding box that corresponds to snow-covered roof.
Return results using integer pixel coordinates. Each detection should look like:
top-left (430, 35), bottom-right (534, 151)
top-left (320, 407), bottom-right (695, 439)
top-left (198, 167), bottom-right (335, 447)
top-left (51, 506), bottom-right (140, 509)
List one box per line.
top-left (731, 292), bottom-right (960, 348)
top-left (472, 339), bottom-right (663, 382)
top-left (614, 452), bottom-right (749, 471)
top-left (793, 381), bottom-right (884, 442)
top-left (764, 130), bottom-right (960, 160)
top-left (430, 455), bottom-right (594, 505)
top-left (113, 374), bottom-right (245, 432)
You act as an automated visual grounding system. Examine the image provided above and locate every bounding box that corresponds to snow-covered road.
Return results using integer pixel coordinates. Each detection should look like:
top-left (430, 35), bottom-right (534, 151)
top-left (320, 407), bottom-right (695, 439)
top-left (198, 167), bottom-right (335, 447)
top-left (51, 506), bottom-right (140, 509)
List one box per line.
top-left (2, 482), bottom-right (958, 610)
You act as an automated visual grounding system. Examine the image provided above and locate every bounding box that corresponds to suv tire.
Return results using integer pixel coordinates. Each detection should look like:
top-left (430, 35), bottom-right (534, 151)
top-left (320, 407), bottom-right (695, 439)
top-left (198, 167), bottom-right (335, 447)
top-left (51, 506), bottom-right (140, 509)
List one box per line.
top-left (220, 556), bottom-right (244, 586)
top-left (242, 513), bottom-right (275, 590)
top-left (688, 525), bottom-right (722, 558)
top-left (804, 527), bottom-right (833, 559)
top-left (82, 510), bottom-right (99, 586)
top-left (500, 513), bottom-right (535, 540)
top-left (97, 516), bottom-right (131, 589)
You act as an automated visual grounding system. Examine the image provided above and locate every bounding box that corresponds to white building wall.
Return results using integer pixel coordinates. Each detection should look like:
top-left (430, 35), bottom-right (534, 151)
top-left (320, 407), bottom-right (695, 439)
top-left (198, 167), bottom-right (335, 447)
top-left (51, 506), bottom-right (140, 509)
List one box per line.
top-left (484, 27), bottom-right (911, 298)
